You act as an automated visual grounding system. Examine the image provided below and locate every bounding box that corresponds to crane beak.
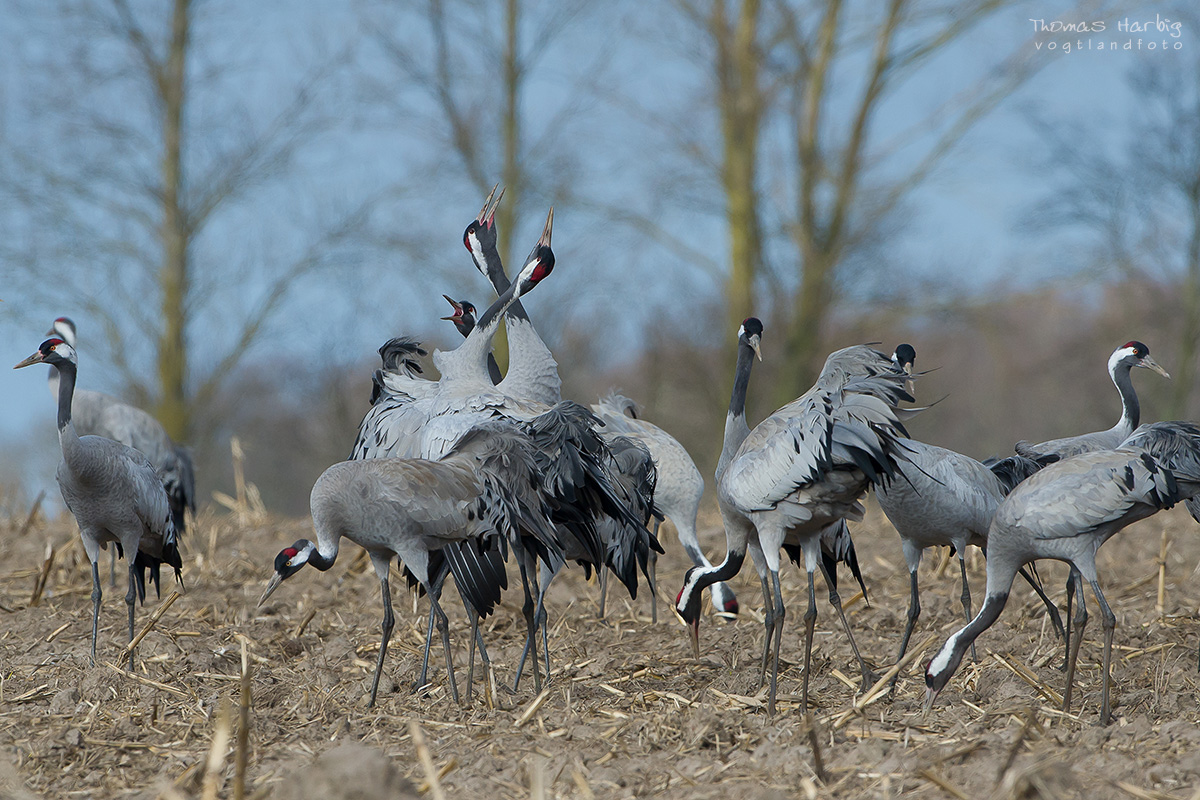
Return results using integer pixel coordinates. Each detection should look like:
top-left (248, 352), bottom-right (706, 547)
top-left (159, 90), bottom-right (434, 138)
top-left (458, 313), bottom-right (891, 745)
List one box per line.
top-left (1140, 356), bottom-right (1171, 379)
top-left (13, 351), bottom-right (44, 369)
top-left (485, 186), bottom-right (505, 227)
top-left (688, 618), bottom-right (700, 659)
top-left (440, 295), bottom-right (464, 321)
top-left (258, 573), bottom-right (284, 607)
top-left (538, 207), bottom-right (553, 247)
top-left (750, 335), bottom-right (762, 362)
top-left (476, 184), bottom-right (498, 224)
top-left (922, 685), bottom-right (938, 714)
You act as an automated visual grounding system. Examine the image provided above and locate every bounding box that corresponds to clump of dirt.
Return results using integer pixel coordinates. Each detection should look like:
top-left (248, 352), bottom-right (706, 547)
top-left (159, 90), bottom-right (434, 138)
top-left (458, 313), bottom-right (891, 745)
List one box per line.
top-left (273, 743), bottom-right (418, 800)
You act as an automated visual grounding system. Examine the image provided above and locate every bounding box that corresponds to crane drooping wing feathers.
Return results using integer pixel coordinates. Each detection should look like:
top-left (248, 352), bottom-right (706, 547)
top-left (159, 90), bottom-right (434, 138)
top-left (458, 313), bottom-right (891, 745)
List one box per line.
top-left (724, 374), bottom-right (912, 516)
top-left (449, 423), bottom-right (563, 569)
top-left (596, 435), bottom-right (661, 598)
top-left (1122, 421), bottom-right (1200, 522)
top-left (997, 449), bottom-right (1182, 543)
top-left (369, 337), bottom-right (428, 404)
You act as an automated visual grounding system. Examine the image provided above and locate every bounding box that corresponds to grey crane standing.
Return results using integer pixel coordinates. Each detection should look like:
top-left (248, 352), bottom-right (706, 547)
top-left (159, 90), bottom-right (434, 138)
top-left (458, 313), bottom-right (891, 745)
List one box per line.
top-left (47, 317), bottom-right (196, 549)
top-left (353, 212), bottom-right (648, 692)
top-left (1012, 340), bottom-right (1170, 664)
top-left (876, 344), bottom-right (1063, 677)
top-left (260, 423), bottom-right (558, 707)
top-left (676, 320), bottom-right (914, 715)
top-left (591, 393), bottom-right (738, 621)
top-left (876, 440), bottom-right (1064, 676)
top-left (349, 220), bottom-right (563, 694)
top-left (925, 421), bottom-right (1200, 725)
top-left (1016, 341), bottom-right (1170, 463)
top-left (438, 302), bottom-right (673, 625)
top-left (15, 338), bottom-right (181, 670)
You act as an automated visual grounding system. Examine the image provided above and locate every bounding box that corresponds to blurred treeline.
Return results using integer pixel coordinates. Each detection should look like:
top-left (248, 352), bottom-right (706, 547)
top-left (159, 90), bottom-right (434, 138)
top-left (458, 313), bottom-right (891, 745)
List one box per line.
top-left (2, 0), bottom-right (1198, 515)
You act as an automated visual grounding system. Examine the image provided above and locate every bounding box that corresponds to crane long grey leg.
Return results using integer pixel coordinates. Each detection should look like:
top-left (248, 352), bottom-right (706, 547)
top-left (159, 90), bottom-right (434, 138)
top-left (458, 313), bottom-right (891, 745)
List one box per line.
top-left (801, 569), bottom-right (817, 715)
top-left (369, 573), bottom-right (395, 708)
top-left (958, 554), bottom-right (977, 664)
top-left (1063, 567), bottom-right (1088, 714)
top-left (125, 560), bottom-right (137, 671)
top-left (512, 554), bottom-right (542, 693)
top-left (891, 569), bottom-right (921, 691)
top-left (466, 608), bottom-right (479, 704)
top-left (109, 548), bottom-right (116, 589)
top-left (598, 565), bottom-right (608, 619)
top-left (1062, 570), bottom-right (1076, 672)
top-left (416, 561), bottom-right (451, 692)
top-left (756, 572), bottom-right (774, 691)
top-left (535, 577), bottom-right (550, 685)
top-left (819, 558), bottom-right (878, 691)
top-left (514, 558), bottom-right (553, 690)
top-left (648, 546), bottom-right (659, 624)
top-left (90, 561), bottom-right (102, 667)
top-left (428, 589), bottom-right (460, 704)
top-left (1016, 565), bottom-right (1066, 646)
top-left (768, 569), bottom-right (786, 718)
top-left (1089, 578), bottom-right (1117, 726)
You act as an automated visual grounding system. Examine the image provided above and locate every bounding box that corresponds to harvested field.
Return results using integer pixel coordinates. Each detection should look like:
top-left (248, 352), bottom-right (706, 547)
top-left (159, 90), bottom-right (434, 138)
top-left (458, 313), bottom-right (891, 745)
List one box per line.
top-left (2, 499), bottom-right (1200, 799)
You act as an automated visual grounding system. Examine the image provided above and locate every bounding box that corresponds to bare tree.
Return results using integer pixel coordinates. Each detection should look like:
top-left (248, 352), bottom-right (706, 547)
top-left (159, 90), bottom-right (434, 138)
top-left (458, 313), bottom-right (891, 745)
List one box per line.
top-left (0, 0), bottom-right (376, 441)
top-left (1028, 15), bottom-right (1200, 418)
top-left (629, 0), bottom-right (1068, 404)
top-left (361, 0), bottom-right (610, 367)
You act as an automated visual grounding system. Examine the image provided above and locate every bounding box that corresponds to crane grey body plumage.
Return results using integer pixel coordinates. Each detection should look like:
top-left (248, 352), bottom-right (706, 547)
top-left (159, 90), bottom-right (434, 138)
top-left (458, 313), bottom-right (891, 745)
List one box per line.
top-left (47, 318), bottom-right (196, 539)
top-left (349, 212), bottom-right (650, 692)
top-left (677, 324), bottom-right (915, 715)
top-left (925, 421), bottom-right (1200, 724)
top-left (16, 338), bottom-right (180, 671)
top-left (590, 393), bottom-right (737, 620)
top-left (876, 440), bottom-right (1064, 675)
top-left (1015, 341), bottom-right (1169, 463)
top-left (261, 423), bottom-right (557, 707)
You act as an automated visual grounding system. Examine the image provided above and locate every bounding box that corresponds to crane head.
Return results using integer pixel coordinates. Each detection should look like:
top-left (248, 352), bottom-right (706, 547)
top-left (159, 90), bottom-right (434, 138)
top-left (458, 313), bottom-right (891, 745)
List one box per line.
top-left (14, 338), bottom-right (76, 370)
top-left (259, 540), bottom-right (314, 605)
top-left (514, 208), bottom-right (555, 298)
top-left (1115, 341), bottom-right (1171, 379)
top-left (463, 184), bottom-right (504, 272)
top-left (47, 317), bottom-right (77, 347)
top-left (738, 317), bottom-right (763, 361)
top-left (675, 567), bottom-right (705, 658)
top-left (440, 295), bottom-right (478, 338)
top-left (892, 344), bottom-right (916, 396)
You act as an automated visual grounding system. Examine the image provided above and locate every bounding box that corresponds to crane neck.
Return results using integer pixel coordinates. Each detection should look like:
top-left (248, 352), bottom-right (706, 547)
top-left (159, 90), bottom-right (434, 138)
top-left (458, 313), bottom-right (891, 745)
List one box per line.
top-left (54, 360), bottom-right (78, 433)
top-left (926, 589), bottom-right (1009, 691)
top-left (479, 242), bottom-right (531, 322)
top-left (718, 339), bottom-right (757, 477)
top-left (305, 538), bottom-right (339, 572)
top-left (454, 315), bottom-right (504, 385)
top-left (678, 545), bottom-right (745, 612)
top-left (1110, 358), bottom-right (1139, 432)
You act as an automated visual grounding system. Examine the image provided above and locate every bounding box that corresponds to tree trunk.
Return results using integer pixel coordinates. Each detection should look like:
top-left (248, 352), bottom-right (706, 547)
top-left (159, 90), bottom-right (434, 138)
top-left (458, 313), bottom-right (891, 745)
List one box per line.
top-left (1170, 188), bottom-right (1200, 418)
top-left (156, 0), bottom-right (191, 441)
top-left (778, 246), bottom-right (837, 401)
top-left (492, 0), bottom-right (522, 374)
top-left (716, 0), bottom-right (762, 384)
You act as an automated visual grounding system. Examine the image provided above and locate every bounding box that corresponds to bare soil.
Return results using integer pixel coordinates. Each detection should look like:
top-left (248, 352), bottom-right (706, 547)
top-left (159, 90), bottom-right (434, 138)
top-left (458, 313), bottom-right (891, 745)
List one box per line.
top-left (2, 500), bottom-right (1200, 799)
